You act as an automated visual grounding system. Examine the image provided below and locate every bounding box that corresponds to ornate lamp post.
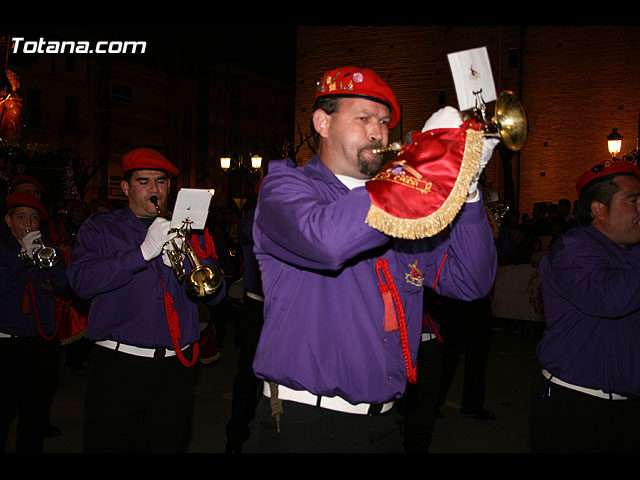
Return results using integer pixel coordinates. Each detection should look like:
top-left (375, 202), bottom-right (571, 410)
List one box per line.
top-left (606, 112), bottom-right (640, 166)
top-left (606, 128), bottom-right (623, 159)
top-left (219, 153), bottom-right (262, 211)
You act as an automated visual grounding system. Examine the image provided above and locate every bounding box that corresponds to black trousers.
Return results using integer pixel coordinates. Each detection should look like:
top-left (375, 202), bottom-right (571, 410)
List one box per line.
top-left (402, 338), bottom-right (445, 453)
top-left (437, 296), bottom-right (493, 412)
top-left (530, 371), bottom-right (640, 453)
top-left (0, 336), bottom-right (60, 453)
top-left (244, 395), bottom-right (404, 453)
top-left (83, 345), bottom-right (196, 453)
top-left (225, 296), bottom-right (264, 451)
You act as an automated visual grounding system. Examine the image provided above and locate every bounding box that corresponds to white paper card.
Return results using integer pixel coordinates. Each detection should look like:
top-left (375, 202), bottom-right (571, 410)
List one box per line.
top-left (447, 46), bottom-right (497, 111)
top-left (170, 188), bottom-right (214, 230)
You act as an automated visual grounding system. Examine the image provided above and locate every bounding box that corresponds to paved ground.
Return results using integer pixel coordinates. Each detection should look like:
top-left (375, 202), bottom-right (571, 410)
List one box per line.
top-left (5, 319), bottom-right (543, 454)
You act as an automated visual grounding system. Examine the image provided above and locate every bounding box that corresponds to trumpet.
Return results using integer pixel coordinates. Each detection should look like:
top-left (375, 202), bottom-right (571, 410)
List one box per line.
top-left (150, 196), bottom-right (222, 297)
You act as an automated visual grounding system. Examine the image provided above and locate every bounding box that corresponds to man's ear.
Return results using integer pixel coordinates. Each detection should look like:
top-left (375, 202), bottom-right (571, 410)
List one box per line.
top-left (590, 200), bottom-right (607, 221)
top-left (120, 179), bottom-right (130, 197)
top-left (312, 109), bottom-right (331, 140)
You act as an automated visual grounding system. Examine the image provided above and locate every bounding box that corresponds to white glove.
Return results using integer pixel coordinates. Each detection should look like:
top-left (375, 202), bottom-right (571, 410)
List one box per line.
top-left (162, 236), bottom-right (184, 268)
top-left (421, 106), bottom-right (463, 132)
top-left (20, 231), bottom-right (42, 259)
top-left (468, 137), bottom-right (500, 199)
top-left (140, 217), bottom-right (172, 261)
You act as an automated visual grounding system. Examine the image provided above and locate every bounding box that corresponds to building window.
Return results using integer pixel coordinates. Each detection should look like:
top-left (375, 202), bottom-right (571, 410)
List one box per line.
top-left (111, 83), bottom-right (133, 103)
top-left (64, 96), bottom-right (78, 132)
top-left (65, 54), bottom-right (76, 72)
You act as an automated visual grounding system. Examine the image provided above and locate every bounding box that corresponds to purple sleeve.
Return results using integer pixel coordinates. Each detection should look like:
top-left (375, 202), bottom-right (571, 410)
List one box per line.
top-left (66, 216), bottom-right (148, 299)
top-left (430, 198), bottom-right (497, 300)
top-left (254, 166), bottom-right (388, 271)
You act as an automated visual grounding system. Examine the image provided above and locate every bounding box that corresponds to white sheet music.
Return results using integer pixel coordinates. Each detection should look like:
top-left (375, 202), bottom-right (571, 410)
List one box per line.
top-left (447, 46), bottom-right (497, 111)
top-left (170, 188), bottom-right (214, 230)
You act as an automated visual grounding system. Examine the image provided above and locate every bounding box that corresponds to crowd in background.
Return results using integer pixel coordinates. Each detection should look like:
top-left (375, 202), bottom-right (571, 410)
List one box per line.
top-left (495, 198), bottom-right (578, 269)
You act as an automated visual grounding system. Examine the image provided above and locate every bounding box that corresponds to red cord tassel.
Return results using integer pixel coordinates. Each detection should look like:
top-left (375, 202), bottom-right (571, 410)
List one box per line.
top-left (25, 280), bottom-right (59, 340)
top-left (161, 279), bottom-right (199, 367)
top-left (375, 258), bottom-right (417, 384)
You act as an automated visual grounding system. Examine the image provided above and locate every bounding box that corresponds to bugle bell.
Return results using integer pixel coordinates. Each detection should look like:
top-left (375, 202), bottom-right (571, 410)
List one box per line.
top-left (18, 234), bottom-right (60, 269)
top-left (475, 90), bottom-right (527, 152)
top-left (150, 196), bottom-right (222, 297)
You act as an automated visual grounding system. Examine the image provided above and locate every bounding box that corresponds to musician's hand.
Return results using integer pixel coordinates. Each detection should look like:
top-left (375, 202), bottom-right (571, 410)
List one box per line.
top-left (467, 137), bottom-right (500, 200)
top-left (162, 237), bottom-right (184, 268)
top-left (20, 231), bottom-right (42, 258)
top-left (421, 106), bottom-right (463, 132)
top-left (140, 217), bottom-right (172, 261)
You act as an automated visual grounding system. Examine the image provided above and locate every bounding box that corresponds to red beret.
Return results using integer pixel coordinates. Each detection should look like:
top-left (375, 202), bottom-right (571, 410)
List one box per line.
top-left (122, 148), bottom-right (179, 178)
top-left (575, 159), bottom-right (640, 195)
top-left (365, 120), bottom-right (484, 239)
top-left (13, 174), bottom-right (46, 196)
top-left (6, 191), bottom-right (49, 220)
top-left (316, 66), bottom-right (401, 129)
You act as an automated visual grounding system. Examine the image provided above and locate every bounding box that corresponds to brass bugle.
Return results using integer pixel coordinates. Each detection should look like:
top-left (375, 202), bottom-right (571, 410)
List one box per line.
top-left (151, 195), bottom-right (186, 282)
top-left (372, 142), bottom-right (403, 155)
top-left (477, 90), bottom-right (527, 152)
top-left (18, 232), bottom-right (60, 269)
top-left (150, 195), bottom-right (222, 297)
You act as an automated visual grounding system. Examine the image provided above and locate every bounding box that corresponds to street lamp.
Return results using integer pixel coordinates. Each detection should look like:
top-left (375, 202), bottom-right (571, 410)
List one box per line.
top-left (607, 128), bottom-right (623, 159)
top-left (219, 154), bottom-right (262, 172)
top-left (218, 153), bottom-right (263, 212)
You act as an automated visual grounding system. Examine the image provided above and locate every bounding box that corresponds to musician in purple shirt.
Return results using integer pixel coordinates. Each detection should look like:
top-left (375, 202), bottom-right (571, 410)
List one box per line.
top-left (531, 160), bottom-right (640, 452)
top-left (1, 192), bottom-right (70, 453)
top-left (245, 66), bottom-right (497, 453)
top-left (67, 148), bottom-right (225, 452)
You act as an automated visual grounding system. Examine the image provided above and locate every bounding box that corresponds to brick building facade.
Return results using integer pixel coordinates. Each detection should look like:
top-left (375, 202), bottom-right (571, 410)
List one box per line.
top-left (295, 25), bottom-right (640, 217)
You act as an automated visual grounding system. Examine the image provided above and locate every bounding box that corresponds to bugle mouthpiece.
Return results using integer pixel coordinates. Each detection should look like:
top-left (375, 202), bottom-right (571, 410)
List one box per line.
top-left (150, 196), bottom-right (162, 216)
top-left (372, 142), bottom-right (403, 155)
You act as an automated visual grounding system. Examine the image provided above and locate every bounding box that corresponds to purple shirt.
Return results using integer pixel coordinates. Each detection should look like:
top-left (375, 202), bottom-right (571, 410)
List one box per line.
top-left (67, 207), bottom-right (225, 349)
top-left (537, 225), bottom-right (640, 397)
top-left (252, 156), bottom-right (497, 404)
top-left (0, 231), bottom-right (70, 337)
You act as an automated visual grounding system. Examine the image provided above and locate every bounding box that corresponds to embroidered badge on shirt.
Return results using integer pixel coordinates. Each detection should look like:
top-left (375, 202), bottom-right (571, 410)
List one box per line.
top-left (405, 260), bottom-right (425, 287)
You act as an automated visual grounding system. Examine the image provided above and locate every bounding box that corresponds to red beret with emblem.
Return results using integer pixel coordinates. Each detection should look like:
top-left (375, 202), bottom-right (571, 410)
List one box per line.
top-left (575, 159), bottom-right (640, 195)
top-left (365, 119), bottom-right (484, 239)
top-left (122, 148), bottom-right (179, 178)
top-left (316, 66), bottom-right (401, 129)
top-left (6, 191), bottom-right (49, 220)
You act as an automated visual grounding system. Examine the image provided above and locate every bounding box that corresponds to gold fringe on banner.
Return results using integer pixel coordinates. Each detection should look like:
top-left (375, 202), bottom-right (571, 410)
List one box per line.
top-left (365, 128), bottom-right (484, 240)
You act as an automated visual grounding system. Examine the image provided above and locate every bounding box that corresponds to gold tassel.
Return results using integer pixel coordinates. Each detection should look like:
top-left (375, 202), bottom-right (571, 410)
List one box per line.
top-left (366, 128), bottom-right (484, 239)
